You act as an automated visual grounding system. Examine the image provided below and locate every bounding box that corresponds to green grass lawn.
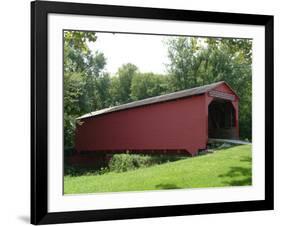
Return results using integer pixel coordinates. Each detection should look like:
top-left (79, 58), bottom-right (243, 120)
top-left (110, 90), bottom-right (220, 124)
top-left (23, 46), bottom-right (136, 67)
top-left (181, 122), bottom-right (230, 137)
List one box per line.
top-left (64, 144), bottom-right (252, 194)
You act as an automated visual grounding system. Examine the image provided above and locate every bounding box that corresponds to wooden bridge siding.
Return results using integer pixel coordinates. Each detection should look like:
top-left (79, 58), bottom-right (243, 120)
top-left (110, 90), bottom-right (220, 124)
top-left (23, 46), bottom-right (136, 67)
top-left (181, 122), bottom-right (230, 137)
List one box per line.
top-left (75, 95), bottom-right (207, 156)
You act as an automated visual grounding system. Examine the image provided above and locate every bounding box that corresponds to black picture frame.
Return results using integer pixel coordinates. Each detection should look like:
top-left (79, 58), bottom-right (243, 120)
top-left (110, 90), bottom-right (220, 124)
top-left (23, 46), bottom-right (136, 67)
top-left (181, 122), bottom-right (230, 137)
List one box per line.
top-left (31, 0), bottom-right (274, 224)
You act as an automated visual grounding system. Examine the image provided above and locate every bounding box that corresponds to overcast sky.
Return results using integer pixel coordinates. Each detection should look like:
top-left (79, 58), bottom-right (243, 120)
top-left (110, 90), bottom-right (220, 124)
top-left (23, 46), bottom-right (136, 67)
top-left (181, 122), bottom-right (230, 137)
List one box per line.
top-left (88, 32), bottom-right (172, 75)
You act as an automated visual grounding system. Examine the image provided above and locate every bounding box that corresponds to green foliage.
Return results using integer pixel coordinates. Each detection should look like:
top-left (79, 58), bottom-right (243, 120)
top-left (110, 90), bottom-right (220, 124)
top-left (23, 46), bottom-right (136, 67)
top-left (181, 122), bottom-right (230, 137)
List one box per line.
top-left (63, 31), bottom-right (109, 148)
top-left (94, 73), bottom-right (112, 109)
top-left (130, 73), bottom-right (170, 100)
top-left (64, 145), bottom-right (252, 194)
top-left (64, 31), bottom-right (97, 53)
top-left (108, 154), bottom-right (153, 172)
top-left (65, 153), bottom-right (187, 176)
top-left (63, 72), bottom-right (84, 147)
top-left (166, 37), bottom-right (202, 90)
top-left (64, 164), bottom-right (107, 177)
top-left (109, 63), bottom-right (138, 105)
top-left (108, 153), bottom-right (187, 173)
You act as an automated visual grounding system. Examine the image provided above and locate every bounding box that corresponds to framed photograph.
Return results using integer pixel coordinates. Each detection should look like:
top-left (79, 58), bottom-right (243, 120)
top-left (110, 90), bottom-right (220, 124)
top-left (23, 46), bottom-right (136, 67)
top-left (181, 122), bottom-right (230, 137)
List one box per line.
top-left (31, 0), bottom-right (274, 224)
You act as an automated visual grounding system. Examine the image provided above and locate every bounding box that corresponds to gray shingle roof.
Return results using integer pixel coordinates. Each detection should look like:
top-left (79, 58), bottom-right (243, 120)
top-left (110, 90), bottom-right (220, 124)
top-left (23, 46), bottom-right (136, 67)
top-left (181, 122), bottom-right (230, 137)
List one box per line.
top-left (77, 81), bottom-right (226, 120)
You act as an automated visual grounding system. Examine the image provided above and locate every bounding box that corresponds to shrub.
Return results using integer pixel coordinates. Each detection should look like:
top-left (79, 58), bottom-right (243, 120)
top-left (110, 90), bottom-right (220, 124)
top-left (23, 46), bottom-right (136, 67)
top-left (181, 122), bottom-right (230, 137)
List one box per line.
top-left (64, 164), bottom-right (86, 176)
top-left (108, 153), bottom-right (187, 173)
top-left (65, 153), bottom-right (189, 176)
top-left (64, 164), bottom-right (104, 176)
top-left (108, 154), bottom-right (153, 172)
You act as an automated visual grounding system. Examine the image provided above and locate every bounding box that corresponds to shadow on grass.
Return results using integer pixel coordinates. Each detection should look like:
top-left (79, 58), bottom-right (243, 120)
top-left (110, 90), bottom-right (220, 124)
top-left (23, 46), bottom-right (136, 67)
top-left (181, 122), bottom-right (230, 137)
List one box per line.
top-left (240, 156), bottom-right (252, 163)
top-left (219, 156), bottom-right (252, 186)
top-left (155, 183), bottom-right (181, 190)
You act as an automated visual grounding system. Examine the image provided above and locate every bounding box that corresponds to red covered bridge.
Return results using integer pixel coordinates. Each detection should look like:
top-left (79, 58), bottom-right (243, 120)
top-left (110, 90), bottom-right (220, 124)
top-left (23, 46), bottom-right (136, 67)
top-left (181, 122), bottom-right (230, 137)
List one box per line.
top-left (74, 81), bottom-right (239, 159)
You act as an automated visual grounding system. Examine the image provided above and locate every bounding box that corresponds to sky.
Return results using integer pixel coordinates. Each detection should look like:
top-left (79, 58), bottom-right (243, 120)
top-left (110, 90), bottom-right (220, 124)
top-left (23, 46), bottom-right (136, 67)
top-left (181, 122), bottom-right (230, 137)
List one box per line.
top-left (88, 32), bottom-right (172, 75)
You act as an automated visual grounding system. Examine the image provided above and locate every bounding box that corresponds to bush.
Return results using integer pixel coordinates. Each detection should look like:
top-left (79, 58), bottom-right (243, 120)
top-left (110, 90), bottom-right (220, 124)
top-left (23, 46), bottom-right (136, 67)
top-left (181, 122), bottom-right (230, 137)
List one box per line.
top-left (64, 147), bottom-right (76, 157)
top-left (64, 164), bottom-right (87, 176)
top-left (64, 153), bottom-right (189, 176)
top-left (108, 154), bottom-right (153, 172)
top-left (64, 164), bottom-right (106, 176)
top-left (108, 153), bottom-right (187, 173)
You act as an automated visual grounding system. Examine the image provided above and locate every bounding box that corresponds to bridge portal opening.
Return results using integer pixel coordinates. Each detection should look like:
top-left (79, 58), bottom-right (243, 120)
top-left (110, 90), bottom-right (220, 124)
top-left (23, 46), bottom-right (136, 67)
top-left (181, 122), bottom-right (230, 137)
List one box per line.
top-left (208, 99), bottom-right (237, 140)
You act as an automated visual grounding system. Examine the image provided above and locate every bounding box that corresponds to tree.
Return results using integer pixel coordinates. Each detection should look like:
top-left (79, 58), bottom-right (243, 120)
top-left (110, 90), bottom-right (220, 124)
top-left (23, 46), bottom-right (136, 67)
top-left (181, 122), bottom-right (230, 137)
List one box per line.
top-left (63, 31), bottom-right (107, 148)
top-left (64, 31), bottom-right (97, 52)
top-left (166, 37), bottom-right (202, 91)
top-left (63, 72), bottom-right (85, 148)
top-left (130, 73), bottom-right (170, 101)
top-left (166, 37), bottom-right (252, 140)
top-left (94, 72), bottom-right (112, 109)
top-left (201, 38), bottom-right (252, 139)
top-left (109, 63), bottom-right (138, 105)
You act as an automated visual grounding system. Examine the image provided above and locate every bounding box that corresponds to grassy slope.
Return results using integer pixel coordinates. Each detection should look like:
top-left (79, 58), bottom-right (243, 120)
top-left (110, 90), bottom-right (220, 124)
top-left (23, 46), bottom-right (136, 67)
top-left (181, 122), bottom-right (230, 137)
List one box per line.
top-left (64, 145), bottom-right (252, 194)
